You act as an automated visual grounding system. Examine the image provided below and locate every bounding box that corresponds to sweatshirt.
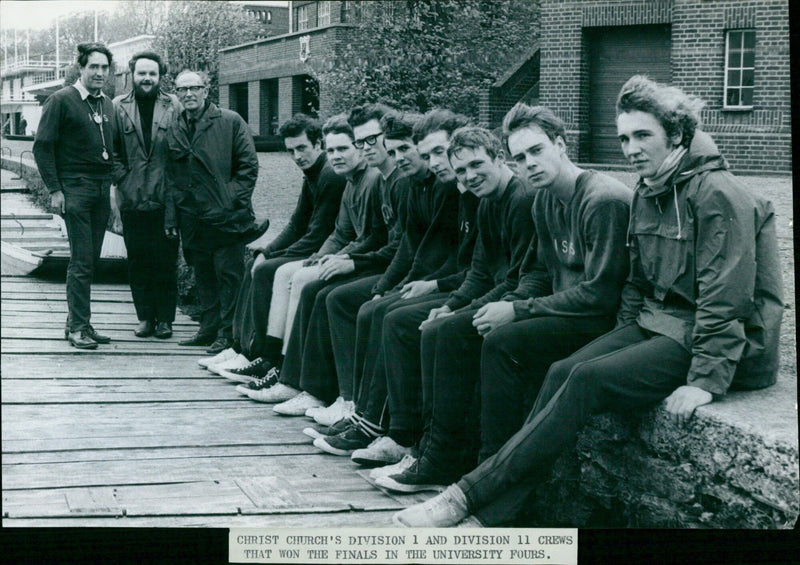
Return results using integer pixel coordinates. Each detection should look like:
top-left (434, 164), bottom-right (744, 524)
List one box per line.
top-left (445, 175), bottom-right (537, 311)
top-left (316, 162), bottom-right (382, 257)
top-left (508, 170), bottom-right (632, 319)
top-left (257, 153), bottom-right (346, 260)
top-left (33, 83), bottom-right (114, 191)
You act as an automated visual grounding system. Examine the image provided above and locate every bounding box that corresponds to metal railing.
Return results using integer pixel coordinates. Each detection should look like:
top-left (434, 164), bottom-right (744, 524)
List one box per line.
top-left (1, 57), bottom-right (59, 74)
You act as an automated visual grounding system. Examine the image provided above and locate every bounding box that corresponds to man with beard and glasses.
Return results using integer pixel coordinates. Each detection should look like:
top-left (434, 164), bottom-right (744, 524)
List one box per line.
top-left (111, 51), bottom-right (182, 339)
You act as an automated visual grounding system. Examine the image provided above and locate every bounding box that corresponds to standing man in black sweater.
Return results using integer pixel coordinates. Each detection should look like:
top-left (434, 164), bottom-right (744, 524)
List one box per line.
top-left (111, 51), bottom-right (182, 340)
top-left (33, 43), bottom-right (115, 350)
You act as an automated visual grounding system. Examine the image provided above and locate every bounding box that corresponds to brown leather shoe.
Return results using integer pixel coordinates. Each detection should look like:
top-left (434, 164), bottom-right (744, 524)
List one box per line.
top-left (154, 321), bottom-right (173, 339)
top-left (134, 320), bottom-right (155, 338)
top-left (68, 330), bottom-right (98, 350)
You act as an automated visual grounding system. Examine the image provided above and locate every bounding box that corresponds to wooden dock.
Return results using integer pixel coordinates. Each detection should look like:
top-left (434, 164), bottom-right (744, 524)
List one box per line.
top-left (1, 276), bottom-right (427, 527)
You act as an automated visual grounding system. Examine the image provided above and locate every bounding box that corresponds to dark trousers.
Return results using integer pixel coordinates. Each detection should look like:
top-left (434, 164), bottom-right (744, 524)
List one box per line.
top-left (478, 315), bottom-right (615, 460)
top-left (183, 242), bottom-right (245, 339)
top-left (120, 208), bottom-right (179, 323)
top-left (457, 324), bottom-right (691, 526)
top-left (381, 294), bottom-right (450, 437)
top-left (321, 275), bottom-right (383, 400)
top-left (279, 273), bottom-right (379, 402)
top-left (61, 177), bottom-right (111, 332)
top-left (232, 254), bottom-right (300, 358)
top-left (418, 308), bottom-right (485, 472)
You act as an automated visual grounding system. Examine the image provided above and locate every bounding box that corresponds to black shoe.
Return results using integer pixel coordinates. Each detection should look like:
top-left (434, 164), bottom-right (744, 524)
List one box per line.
top-left (179, 332), bottom-right (216, 347)
top-left (375, 454), bottom-right (455, 493)
top-left (85, 325), bottom-right (111, 344)
top-left (134, 320), bottom-right (155, 338)
top-left (302, 417), bottom-right (351, 440)
top-left (241, 219), bottom-right (270, 245)
top-left (68, 330), bottom-right (98, 350)
top-left (206, 336), bottom-right (233, 354)
top-left (313, 424), bottom-right (375, 456)
top-left (154, 321), bottom-right (172, 339)
top-left (224, 356), bottom-right (272, 379)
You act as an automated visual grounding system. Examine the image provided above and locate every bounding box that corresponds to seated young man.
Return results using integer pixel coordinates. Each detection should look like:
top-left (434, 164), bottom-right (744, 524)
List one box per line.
top-left (377, 104), bottom-right (632, 495)
top-left (232, 114), bottom-right (382, 402)
top-left (199, 114), bottom-right (345, 374)
top-left (238, 105), bottom-right (409, 414)
top-left (306, 110), bottom-right (466, 440)
top-left (315, 127), bottom-right (535, 465)
top-left (393, 75), bottom-right (783, 527)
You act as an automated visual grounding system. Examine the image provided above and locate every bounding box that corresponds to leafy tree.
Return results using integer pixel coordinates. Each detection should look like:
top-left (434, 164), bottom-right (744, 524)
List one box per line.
top-left (151, 1), bottom-right (265, 103)
top-left (310, 0), bottom-right (540, 120)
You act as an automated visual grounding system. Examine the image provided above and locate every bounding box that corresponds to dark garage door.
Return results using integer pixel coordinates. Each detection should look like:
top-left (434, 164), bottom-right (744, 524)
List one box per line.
top-left (587, 25), bottom-right (671, 164)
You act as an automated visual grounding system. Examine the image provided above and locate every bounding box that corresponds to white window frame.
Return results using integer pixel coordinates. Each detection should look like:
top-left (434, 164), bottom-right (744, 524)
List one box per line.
top-left (318, 1), bottom-right (331, 27)
top-left (723, 29), bottom-right (755, 110)
top-left (298, 4), bottom-right (309, 31)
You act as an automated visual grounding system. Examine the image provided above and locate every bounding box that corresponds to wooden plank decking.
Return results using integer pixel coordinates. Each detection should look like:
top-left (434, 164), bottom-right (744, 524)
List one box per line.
top-left (1, 276), bottom-right (424, 527)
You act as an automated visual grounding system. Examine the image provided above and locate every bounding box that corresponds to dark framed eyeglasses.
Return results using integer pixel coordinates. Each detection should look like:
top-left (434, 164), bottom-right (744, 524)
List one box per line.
top-left (175, 85), bottom-right (205, 95)
top-left (354, 133), bottom-right (382, 149)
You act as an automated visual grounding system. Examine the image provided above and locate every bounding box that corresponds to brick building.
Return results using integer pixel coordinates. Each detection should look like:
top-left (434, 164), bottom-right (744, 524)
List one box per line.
top-left (218, 0), bottom-right (790, 173)
top-left (535, 0), bottom-right (791, 173)
top-left (218, 1), bottom-right (362, 138)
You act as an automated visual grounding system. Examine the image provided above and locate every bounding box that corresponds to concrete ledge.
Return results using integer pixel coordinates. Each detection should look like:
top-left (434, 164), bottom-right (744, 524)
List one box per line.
top-left (528, 375), bottom-right (798, 528)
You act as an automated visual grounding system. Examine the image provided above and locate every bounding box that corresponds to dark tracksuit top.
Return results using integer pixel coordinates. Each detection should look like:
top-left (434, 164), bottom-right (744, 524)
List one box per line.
top-left (256, 153), bottom-right (347, 260)
top-left (478, 170), bottom-right (633, 459)
top-left (349, 166), bottom-right (411, 273)
top-left (507, 170), bottom-right (633, 318)
top-left (445, 175), bottom-right (537, 311)
top-left (372, 172), bottom-right (461, 295)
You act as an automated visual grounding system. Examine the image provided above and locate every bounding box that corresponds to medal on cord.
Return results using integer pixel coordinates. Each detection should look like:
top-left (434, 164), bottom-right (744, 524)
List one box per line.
top-left (86, 97), bottom-right (109, 160)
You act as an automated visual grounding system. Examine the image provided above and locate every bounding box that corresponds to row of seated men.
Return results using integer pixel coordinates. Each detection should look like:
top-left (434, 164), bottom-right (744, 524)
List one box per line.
top-left (195, 75), bottom-right (782, 527)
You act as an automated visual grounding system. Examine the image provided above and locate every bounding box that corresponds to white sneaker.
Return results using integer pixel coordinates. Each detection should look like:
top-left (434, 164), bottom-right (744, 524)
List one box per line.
top-left (306, 396), bottom-right (355, 426)
top-left (392, 485), bottom-right (469, 527)
top-left (351, 436), bottom-right (413, 468)
top-left (208, 354), bottom-right (249, 375)
top-left (198, 347), bottom-right (237, 369)
top-left (273, 391), bottom-right (325, 416)
top-left (245, 382), bottom-right (300, 403)
top-left (369, 454), bottom-right (417, 481)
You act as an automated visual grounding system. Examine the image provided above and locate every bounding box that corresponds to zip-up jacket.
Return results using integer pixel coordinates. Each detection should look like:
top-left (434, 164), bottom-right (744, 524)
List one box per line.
top-left (508, 170), bottom-right (632, 318)
top-left (256, 153), bottom-right (346, 260)
top-left (112, 90), bottom-right (181, 212)
top-left (617, 130), bottom-right (783, 395)
top-left (165, 102), bottom-right (258, 233)
top-left (445, 175), bottom-right (537, 311)
top-left (350, 166), bottom-right (411, 272)
top-left (372, 172), bottom-right (461, 295)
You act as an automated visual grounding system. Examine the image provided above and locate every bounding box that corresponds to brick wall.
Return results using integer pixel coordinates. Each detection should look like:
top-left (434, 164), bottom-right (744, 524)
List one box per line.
top-left (539, 0), bottom-right (791, 172)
